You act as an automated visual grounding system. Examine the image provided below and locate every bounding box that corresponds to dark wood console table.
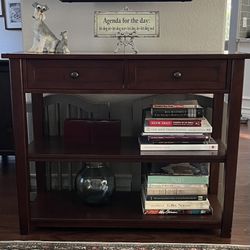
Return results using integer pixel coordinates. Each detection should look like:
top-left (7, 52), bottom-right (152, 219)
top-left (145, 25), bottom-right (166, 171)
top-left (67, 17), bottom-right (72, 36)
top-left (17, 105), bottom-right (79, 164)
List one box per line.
top-left (0, 60), bottom-right (14, 162)
top-left (2, 52), bottom-right (249, 237)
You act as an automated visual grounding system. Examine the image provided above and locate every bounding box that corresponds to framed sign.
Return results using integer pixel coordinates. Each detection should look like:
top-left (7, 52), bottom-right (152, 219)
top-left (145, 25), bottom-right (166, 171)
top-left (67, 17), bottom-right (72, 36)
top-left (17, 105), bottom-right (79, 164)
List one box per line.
top-left (94, 11), bottom-right (159, 38)
top-left (3, 0), bottom-right (22, 30)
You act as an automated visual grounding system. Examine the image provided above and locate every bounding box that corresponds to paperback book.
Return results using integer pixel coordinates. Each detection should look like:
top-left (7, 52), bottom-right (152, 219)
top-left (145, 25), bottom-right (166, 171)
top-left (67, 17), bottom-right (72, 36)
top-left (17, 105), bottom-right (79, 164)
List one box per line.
top-left (144, 194), bottom-right (207, 201)
top-left (142, 205), bottom-right (213, 215)
top-left (146, 183), bottom-right (208, 195)
top-left (141, 188), bottom-right (210, 210)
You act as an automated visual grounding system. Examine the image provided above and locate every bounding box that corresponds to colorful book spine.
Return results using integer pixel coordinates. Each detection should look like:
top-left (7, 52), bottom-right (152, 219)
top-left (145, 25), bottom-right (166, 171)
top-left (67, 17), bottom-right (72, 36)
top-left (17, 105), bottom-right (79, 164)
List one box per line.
top-left (143, 119), bottom-right (212, 133)
top-left (142, 208), bottom-right (212, 215)
top-left (146, 119), bottom-right (202, 127)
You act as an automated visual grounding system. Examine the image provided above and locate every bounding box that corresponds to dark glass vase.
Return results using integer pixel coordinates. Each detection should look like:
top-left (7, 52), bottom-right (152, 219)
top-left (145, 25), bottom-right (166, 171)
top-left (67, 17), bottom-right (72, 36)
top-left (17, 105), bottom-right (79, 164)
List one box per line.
top-left (75, 162), bottom-right (115, 205)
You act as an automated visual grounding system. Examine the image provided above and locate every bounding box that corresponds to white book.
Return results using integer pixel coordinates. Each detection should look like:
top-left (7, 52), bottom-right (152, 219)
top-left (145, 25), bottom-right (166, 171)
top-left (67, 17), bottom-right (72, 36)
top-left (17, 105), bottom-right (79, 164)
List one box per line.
top-left (144, 117), bottom-right (212, 133)
top-left (138, 136), bottom-right (218, 151)
top-left (141, 132), bottom-right (205, 136)
top-left (141, 189), bottom-right (210, 210)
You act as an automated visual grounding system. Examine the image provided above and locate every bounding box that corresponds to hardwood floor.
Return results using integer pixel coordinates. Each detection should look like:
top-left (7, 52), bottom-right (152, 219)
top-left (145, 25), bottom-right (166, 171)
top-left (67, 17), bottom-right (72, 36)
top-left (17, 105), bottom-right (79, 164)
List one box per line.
top-left (0, 124), bottom-right (249, 244)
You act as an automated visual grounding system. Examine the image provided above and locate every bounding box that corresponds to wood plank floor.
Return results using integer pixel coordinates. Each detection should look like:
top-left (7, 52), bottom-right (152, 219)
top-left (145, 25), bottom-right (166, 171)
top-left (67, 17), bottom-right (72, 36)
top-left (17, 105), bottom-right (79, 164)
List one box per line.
top-left (0, 124), bottom-right (249, 244)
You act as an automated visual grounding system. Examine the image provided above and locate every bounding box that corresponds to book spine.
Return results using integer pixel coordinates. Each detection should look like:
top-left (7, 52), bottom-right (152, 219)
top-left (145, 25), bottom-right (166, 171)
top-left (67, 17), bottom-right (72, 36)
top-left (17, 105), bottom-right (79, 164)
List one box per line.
top-left (151, 108), bottom-right (204, 118)
top-left (146, 120), bottom-right (202, 127)
top-left (142, 132), bottom-right (205, 136)
top-left (146, 184), bottom-right (208, 195)
top-left (147, 175), bottom-right (209, 185)
top-left (150, 141), bottom-right (207, 144)
top-left (143, 208), bottom-right (212, 215)
top-left (152, 104), bottom-right (198, 109)
top-left (143, 199), bottom-right (210, 210)
top-left (140, 143), bottom-right (218, 151)
top-left (145, 194), bottom-right (207, 201)
top-left (146, 188), bottom-right (208, 196)
top-left (148, 135), bottom-right (209, 143)
top-left (144, 126), bottom-right (212, 133)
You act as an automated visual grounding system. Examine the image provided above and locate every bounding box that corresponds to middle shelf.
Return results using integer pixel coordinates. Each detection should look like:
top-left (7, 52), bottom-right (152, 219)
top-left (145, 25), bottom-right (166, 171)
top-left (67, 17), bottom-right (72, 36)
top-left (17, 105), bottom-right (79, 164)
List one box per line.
top-left (28, 136), bottom-right (226, 162)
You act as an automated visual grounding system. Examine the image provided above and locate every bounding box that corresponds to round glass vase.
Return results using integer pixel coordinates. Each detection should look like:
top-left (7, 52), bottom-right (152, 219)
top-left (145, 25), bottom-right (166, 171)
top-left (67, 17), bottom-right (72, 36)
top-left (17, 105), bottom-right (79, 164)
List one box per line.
top-left (75, 162), bottom-right (115, 205)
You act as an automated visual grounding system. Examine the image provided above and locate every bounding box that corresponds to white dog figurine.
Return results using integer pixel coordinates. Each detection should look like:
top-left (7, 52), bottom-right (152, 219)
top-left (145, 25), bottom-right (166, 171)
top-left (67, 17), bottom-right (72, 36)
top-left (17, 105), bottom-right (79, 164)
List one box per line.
top-left (29, 2), bottom-right (70, 53)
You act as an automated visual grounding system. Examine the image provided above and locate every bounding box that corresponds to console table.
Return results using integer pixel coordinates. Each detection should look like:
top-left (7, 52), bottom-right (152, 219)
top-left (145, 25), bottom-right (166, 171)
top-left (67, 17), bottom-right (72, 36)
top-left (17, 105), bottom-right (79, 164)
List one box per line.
top-left (0, 60), bottom-right (14, 162)
top-left (2, 52), bottom-right (249, 237)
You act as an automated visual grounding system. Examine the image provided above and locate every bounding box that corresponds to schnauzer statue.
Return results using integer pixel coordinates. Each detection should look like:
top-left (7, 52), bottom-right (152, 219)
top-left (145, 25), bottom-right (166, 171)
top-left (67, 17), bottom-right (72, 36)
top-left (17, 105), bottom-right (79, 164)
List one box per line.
top-left (29, 2), bottom-right (70, 53)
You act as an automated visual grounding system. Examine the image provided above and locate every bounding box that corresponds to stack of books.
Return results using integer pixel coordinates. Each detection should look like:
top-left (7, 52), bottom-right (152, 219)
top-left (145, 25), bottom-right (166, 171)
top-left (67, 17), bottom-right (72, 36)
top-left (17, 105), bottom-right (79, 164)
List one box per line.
top-left (138, 103), bottom-right (218, 151)
top-left (141, 162), bottom-right (212, 215)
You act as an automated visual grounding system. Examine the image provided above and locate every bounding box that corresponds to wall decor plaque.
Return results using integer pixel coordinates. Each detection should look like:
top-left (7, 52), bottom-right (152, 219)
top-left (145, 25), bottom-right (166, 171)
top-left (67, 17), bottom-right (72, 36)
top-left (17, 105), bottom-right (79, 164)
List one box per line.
top-left (94, 10), bottom-right (160, 38)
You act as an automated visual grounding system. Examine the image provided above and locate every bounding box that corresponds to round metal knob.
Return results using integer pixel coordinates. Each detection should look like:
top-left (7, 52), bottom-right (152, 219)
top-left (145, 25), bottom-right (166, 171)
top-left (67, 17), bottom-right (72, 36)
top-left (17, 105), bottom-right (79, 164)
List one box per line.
top-left (173, 71), bottom-right (182, 79)
top-left (70, 71), bottom-right (80, 79)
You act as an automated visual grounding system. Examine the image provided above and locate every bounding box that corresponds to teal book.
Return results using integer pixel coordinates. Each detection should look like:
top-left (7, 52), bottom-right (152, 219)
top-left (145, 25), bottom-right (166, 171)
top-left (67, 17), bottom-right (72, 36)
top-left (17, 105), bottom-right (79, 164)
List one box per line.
top-left (147, 175), bottom-right (209, 185)
top-left (147, 162), bottom-right (209, 185)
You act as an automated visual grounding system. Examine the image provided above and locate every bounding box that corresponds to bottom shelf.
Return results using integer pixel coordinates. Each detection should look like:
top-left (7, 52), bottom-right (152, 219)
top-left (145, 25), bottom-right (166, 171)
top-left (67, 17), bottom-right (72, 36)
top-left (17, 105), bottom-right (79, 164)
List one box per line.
top-left (30, 191), bottom-right (222, 229)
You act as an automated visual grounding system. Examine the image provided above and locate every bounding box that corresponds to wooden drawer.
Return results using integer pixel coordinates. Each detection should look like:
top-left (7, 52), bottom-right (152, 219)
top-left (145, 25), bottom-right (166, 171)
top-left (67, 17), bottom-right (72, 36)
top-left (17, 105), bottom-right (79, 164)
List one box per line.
top-left (127, 60), bottom-right (227, 91)
top-left (25, 60), bottom-right (125, 91)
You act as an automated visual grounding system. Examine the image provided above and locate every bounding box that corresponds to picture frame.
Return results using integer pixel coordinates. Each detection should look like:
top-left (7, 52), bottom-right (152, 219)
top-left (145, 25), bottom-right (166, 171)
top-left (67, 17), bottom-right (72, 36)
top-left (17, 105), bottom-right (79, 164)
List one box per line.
top-left (0, 0), bottom-right (3, 17)
top-left (3, 0), bottom-right (22, 30)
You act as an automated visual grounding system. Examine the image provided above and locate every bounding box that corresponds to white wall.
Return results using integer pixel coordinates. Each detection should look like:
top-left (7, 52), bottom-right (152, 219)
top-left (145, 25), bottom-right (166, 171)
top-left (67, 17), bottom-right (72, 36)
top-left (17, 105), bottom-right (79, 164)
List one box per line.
top-left (0, 18), bottom-right (23, 57)
top-left (237, 41), bottom-right (250, 118)
top-left (21, 0), bottom-right (227, 52)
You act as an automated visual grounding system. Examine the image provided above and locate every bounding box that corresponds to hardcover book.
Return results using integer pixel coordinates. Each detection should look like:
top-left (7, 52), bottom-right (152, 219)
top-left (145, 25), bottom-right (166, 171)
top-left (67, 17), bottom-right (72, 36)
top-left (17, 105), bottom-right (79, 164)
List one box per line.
top-left (146, 119), bottom-right (202, 127)
top-left (151, 104), bottom-right (204, 118)
top-left (143, 117), bottom-right (212, 133)
top-left (147, 134), bottom-right (209, 143)
top-left (138, 136), bottom-right (218, 151)
top-left (145, 111), bottom-right (203, 127)
top-left (141, 188), bottom-right (210, 210)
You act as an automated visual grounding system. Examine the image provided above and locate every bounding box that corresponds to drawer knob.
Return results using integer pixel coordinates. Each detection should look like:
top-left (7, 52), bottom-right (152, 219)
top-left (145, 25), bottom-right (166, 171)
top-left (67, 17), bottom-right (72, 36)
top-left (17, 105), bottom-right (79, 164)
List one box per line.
top-left (173, 71), bottom-right (182, 79)
top-left (70, 71), bottom-right (80, 79)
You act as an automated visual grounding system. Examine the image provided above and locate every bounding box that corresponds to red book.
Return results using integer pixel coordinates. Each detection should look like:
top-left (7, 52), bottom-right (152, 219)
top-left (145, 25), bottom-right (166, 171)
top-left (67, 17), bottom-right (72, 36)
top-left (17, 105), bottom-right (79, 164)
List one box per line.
top-left (146, 119), bottom-right (202, 127)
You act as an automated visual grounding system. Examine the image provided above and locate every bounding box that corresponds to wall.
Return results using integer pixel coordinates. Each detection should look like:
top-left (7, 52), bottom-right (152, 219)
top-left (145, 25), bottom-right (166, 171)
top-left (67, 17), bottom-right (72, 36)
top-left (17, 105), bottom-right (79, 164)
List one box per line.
top-left (237, 0), bottom-right (250, 118)
top-left (0, 18), bottom-right (23, 57)
top-left (21, 0), bottom-right (227, 191)
top-left (238, 41), bottom-right (250, 118)
top-left (21, 0), bottom-right (226, 52)
top-left (238, 0), bottom-right (250, 38)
